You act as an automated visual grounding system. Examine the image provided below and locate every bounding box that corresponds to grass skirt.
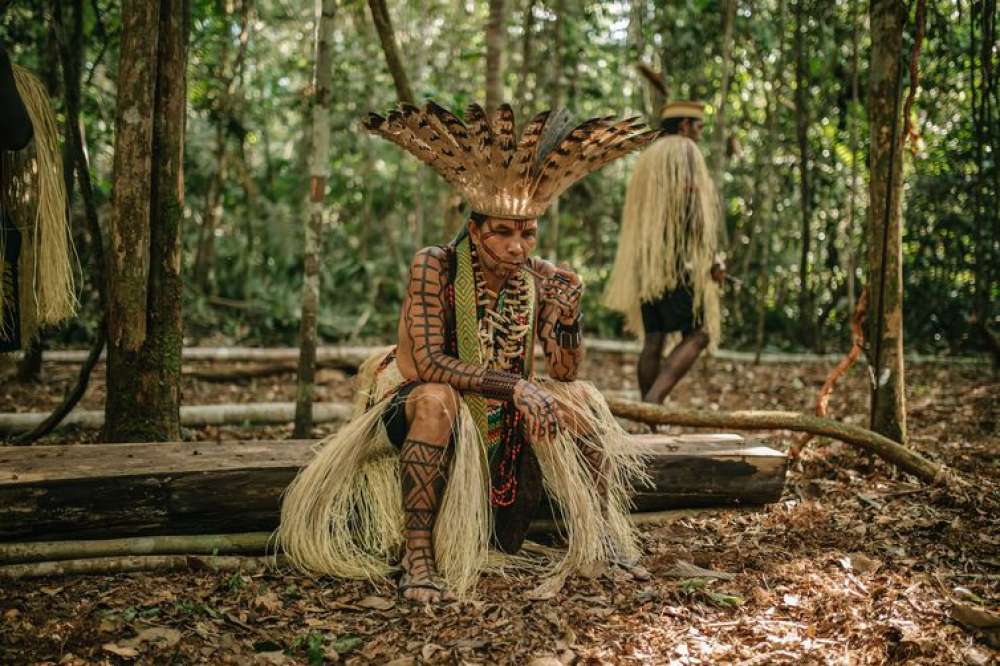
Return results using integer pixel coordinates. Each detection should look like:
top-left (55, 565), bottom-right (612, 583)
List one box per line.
top-left (277, 348), bottom-right (648, 597)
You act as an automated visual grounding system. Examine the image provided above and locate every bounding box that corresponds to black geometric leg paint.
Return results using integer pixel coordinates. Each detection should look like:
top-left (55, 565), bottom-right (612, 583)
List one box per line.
top-left (399, 438), bottom-right (449, 583)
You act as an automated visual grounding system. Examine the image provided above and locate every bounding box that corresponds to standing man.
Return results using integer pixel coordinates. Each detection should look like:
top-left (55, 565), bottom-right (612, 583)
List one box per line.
top-left (0, 38), bottom-right (34, 352)
top-left (604, 100), bottom-right (725, 403)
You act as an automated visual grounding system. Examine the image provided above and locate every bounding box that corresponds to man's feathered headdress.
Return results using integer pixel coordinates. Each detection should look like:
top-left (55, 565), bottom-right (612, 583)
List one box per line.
top-left (363, 101), bottom-right (661, 220)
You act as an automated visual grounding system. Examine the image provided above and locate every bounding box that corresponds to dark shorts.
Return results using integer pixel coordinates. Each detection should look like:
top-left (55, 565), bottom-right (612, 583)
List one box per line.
top-left (381, 381), bottom-right (541, 553)
top-left (640, 285), bottom-right (697, 335)
top-left (381, 382), bottom-right (418, 449)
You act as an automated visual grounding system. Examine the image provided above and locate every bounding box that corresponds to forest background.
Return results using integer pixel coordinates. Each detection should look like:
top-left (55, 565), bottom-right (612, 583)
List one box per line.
top-left (2, 0), bottom-right (997, 357)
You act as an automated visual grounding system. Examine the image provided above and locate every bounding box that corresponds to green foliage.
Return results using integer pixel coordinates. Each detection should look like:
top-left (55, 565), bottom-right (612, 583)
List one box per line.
top-left (4, 0), bottom-right (994, 354)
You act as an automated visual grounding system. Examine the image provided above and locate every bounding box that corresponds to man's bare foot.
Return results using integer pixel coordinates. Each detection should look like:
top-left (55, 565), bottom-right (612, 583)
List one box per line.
top-left (399, 549), bottom-right (456, 604)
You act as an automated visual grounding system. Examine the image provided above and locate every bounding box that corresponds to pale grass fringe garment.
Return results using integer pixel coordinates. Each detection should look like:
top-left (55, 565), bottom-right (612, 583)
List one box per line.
top-left (277, 348), bottom-right (648, 598)
top-left (603, 135), bottom-right (721, 350)
top-left (0, 65), bottom-right (77, 343)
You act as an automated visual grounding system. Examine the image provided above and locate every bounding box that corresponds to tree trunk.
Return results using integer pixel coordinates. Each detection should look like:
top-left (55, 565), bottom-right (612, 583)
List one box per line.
top-left (753, 0), bottom-right (787, 363)
top-left (627, 0), bottom-right (652, 118)
top-left (710, 0), bottom-right (737, 187)
top-left (866, 0), bottom-right (907, 443)
top-left (192, 125), bottom-right (226, 291)
top-left (845, 2), bottom-right (861, 317)
top-left (293, 0), bottom-right (336, 439)
top-left (485, 0), bottom-right (506, 114)
top-left (970, 1), bottom-right (997, 338)
top-left (544, 0), bottom-right (564, 262)
top-left (793, 0), bottom-right (816, 350)
top-left (367, 0), bottom-right (414, 105)
top-left (104, 0), bottom-right (188, 443)
top-left (15, 339), bottom-right (41, 382)
top-left (513, 0), bottom-right (536, 113)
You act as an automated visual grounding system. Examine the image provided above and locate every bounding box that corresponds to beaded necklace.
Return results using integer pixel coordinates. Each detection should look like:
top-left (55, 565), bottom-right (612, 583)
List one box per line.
top-left (455, 236), bottom-right (536, 507)
top-left (468, 240), bottom-right (533, 374)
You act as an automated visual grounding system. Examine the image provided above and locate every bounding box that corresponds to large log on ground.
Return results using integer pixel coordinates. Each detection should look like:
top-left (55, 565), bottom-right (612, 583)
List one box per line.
top-left (33, 342), bottom-right (986, 365)
top-left (0, 402), bottom-right (354, 436)
top-left (0, 435), bottom-right (786, 542)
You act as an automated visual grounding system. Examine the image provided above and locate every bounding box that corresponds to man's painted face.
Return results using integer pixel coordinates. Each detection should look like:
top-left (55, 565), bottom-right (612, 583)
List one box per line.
top-left (469, 216), bottom-right (539, 277)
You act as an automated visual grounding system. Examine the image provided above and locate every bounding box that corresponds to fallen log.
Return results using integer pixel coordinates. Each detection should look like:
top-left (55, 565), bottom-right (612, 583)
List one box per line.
top-left (0, 554), bottom-right (280, 580)
top-left (0, 402), bottom-right (353, 436)
top-left (32, 342), bottom-right (988, 366)
top-left (183, 360), bottom-right (358, 383)
top-left (0, 506), bottom-right (745, 566)
top-left (607, 399), bottom-right (958, 488)
top-left (0, 532), bottom-right (275, 564)
top-left (0, 435), bottom-right (786, 542)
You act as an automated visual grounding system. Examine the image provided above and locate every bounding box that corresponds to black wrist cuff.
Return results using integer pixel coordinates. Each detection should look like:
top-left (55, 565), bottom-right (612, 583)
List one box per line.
top-left (479, 370), bottom-right (522, 400)
top-left (554, 317), bottom-right (582, 350)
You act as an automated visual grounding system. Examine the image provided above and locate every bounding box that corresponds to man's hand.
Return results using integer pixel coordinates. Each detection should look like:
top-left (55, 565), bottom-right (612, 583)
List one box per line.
top-left (541, 266), bottom-right (584, 324)
top-left (710, 263), bottom-right (727, 286)
top-left (513, 379), bottom-right (559, 442)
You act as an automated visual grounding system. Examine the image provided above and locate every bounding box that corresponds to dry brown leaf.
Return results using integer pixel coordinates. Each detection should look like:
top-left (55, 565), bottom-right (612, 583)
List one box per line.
top-left (252, 651), bottom-right (295, 665)
top-left (950, 602), bottom-right (1000, 629)
top-left (962, 646), bottom-right (993, 666)
top-left (665, 559), bottom-right (736, 580)
top-left (102, 643), bottom-right (139, 659)
top-left (254, 591), bottom-right (282, 613)
top-left (752, 587), bottom-right (773, 605)
top-left (849, 553), bottom-right (881, 574)
top-left (356, 596), bottom-right (395, 611)
top-left (383, 658), bottom-right (416, 666)
top-left (421, 643), bottom-right (443, 661)
top-left (122, 627), bottom-right (182, 649)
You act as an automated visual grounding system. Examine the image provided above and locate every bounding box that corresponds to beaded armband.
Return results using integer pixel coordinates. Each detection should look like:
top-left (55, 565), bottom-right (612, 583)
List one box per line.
top-left (554, 317), bottom-right (582, 350)
top-left (478, 369), bottom-right (523, 400)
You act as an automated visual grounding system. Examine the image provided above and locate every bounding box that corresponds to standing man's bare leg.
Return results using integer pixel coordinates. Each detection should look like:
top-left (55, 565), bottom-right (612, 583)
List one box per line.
top-left (638, 332), bottom-right (666, 398)
top-left (643, 330), bottom-right (709, 404)
top-left (399, 383), bottom-right (459, 603)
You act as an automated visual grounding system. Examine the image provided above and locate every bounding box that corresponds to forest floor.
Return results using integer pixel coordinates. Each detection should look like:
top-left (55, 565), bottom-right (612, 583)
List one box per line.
top-left (0, 349), bottom-right (997, 665)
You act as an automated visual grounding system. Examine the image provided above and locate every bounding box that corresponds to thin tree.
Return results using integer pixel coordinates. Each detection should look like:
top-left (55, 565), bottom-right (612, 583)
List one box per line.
top-left (104, 0), bottom-right (189, 443)
top-left (293, 0), bottom-right (337, 438)
top-left (866, 0), bottom-right (920, 443)
top-left (844, 0), bottom-right (861, 317)
top-left (513, 0), bottom-right (536, 113)
top-left (192, 0), bottom-right (253, 293)
top-left (485, 0), bottom-right (506, 115)
top-left (753, 0), bottom-right (787, 364)
top-left (710, 0), bottom-right (737, 187)
top-left (367, 0), bottom-right (414, 105)
top-left (544, 0), bottom-right (565, 262)
top-left (793, 0), bottom-right (816, 349)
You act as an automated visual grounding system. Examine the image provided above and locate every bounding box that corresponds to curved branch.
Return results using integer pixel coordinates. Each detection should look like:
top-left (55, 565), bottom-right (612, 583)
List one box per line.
top-left (606, 398), bottom-right (960, 488)
top-left (11, 323), bottom-right (105, 444)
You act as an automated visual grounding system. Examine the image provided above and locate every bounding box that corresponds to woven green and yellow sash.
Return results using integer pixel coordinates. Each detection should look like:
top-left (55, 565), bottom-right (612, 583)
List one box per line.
top-left (453, 235), bottom-right (535, 449)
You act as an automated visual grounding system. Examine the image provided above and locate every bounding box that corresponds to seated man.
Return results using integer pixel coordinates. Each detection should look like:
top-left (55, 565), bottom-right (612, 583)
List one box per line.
top-left (279, 101), bottom-right (658, 603)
